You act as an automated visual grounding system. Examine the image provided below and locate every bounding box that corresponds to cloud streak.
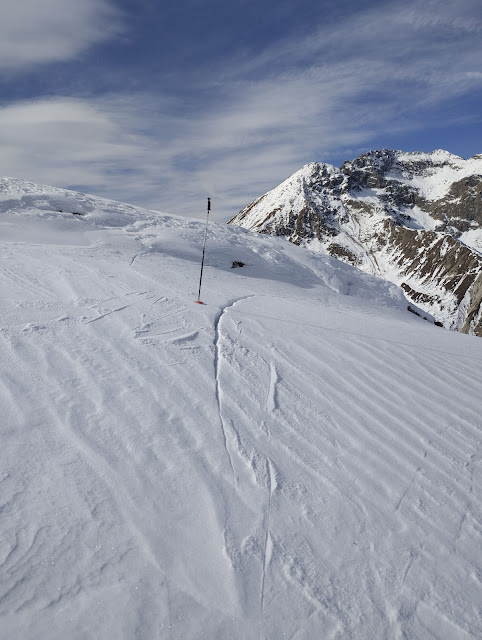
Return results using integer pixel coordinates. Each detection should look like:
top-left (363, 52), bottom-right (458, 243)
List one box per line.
top-left (0, 0), bottom-right (122, 73)
top-left (1, 0), bottom-right (481, 220)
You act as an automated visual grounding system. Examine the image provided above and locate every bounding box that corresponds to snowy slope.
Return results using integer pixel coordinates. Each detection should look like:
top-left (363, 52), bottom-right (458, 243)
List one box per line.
top-left (390, 150), bottom-right (482, 202)
top-left (1, 180), bottom-right (482, 639)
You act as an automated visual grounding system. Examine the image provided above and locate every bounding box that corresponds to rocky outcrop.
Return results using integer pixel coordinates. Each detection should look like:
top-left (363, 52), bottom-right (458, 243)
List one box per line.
top-left (229, 149), bottom-right (482, 337)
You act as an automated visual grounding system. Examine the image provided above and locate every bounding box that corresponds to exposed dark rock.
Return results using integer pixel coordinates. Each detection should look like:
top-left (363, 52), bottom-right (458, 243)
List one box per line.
top-left (328, 244), bottom-right (359, 265)
top-left (461, 273), bottom-right (482, 335)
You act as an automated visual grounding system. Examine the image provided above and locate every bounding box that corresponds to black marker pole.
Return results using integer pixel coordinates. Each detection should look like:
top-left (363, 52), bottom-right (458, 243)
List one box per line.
top-left (195, 197), bottom-right (211, 304)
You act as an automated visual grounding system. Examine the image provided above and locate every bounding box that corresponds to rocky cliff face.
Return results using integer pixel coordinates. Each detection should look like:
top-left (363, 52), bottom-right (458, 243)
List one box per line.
top-left (229, 150), bottom-right (482, 336)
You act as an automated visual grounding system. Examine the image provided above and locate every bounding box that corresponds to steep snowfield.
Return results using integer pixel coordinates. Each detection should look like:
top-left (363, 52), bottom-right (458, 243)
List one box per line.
top-left (391, 150), bottom-right (482, 202)
top-left (1, 180), bottom-right (482, 639)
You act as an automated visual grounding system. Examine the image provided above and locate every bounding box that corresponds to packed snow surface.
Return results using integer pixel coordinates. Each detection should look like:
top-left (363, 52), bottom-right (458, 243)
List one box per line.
top-left (1, 179), bottom-right (482, 639)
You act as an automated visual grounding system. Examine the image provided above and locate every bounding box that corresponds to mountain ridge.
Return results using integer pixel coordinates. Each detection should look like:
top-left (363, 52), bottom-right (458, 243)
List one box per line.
top-left (229, 149), bottom-right (482, 336)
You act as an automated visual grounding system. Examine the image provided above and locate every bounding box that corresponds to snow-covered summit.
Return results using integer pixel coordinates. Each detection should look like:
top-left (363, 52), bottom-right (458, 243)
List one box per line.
top-left (0, 176), bottom-right (165, 229)
top-left (388, 150), bottom-right (482, 201)
top-left (230, 149), bottom-right (482, 337)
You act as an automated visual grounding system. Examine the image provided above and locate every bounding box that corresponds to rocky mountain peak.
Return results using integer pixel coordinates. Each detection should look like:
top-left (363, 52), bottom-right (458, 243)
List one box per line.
top-left (229, 149), bottom-right (482, 337)
top-left (342, 148), bottom-right (396, 175)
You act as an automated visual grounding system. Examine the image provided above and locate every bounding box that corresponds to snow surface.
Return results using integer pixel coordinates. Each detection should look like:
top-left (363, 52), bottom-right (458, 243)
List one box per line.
top-left (460, 228), bottom-right (482, 255)
top-left (1, 180), bottom-right (482, 639)
top-left (390, 151), bottom-right (482, 202)
top-left (402, 205), bottom-right (439, 232)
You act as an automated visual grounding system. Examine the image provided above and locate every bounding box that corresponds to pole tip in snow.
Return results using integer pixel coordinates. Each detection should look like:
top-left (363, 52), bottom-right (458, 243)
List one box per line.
top-left (194, 300), bottom-right (204, 304)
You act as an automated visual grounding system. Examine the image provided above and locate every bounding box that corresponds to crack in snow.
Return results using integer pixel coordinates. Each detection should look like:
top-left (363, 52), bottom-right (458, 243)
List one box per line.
top-left (129, 252), bottom-right (150, 267)
top-left (259, 458), bottom-right (275, 637)
top-left (213, 297), bottom-right (255, 532)
top-left (266, 363), bottom-right (278, 413)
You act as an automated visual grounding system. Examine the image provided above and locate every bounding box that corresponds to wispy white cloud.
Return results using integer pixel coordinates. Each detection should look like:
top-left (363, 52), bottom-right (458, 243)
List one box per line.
top-left (0, 96), bottom-right (164, 204)
top-left (0, 0), bottom-right (122, 72)
top-left (395, 0), bottom-right (482, 33)
top-left (0, 90), bottom-right (375, 219)
top-left (1, 0), bottom-right (481, 221)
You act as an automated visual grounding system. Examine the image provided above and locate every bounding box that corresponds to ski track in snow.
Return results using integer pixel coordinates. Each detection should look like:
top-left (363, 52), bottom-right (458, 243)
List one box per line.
top-left (1, 190), bottom-right (482, 639)
top-left (213, 298), bottom-right (243, 530)
top-left (266, 363), bottom-right (278, 413)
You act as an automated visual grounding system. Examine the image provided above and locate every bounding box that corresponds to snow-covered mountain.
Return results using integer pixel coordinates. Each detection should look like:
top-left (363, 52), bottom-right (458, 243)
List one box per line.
top-left (1, 177), bottom-right (482, 639)
top-left (229, 150), bottom-right (482, 337)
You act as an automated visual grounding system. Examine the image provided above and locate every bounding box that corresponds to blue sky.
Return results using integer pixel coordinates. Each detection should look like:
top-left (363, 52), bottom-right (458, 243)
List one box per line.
top-left (1, 0), bottom-right (482, 220)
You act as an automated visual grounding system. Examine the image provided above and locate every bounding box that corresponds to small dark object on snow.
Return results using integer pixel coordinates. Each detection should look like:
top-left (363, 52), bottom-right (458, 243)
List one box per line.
top-left (231, 261), bottom-right (245, 268)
